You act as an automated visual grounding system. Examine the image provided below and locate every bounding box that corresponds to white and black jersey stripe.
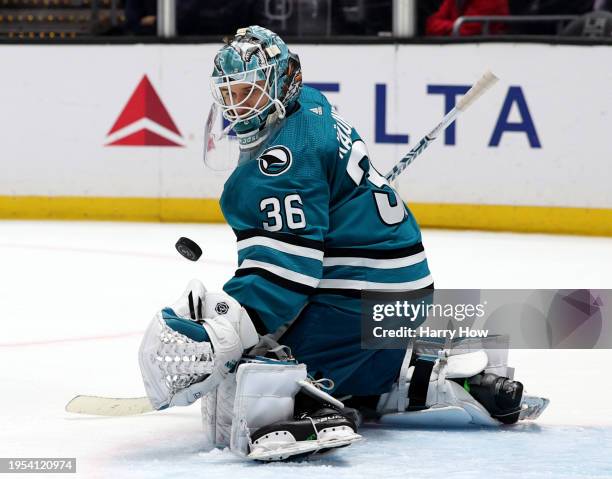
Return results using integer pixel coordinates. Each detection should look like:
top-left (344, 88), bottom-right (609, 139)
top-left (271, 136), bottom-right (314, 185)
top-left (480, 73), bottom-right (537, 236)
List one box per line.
top-left (234, 229), bottom-right (323, 294)
top-left (323, 242), bottom-right (426, 269)
top-left (235, 229), bottom-right (324, 252)
top-left (323, 242), bottom-right (425, 259)
top-left (320, 242), bottom-right (433, 295)
top-left (237, 232), bottom-right (324, 261)
top-left (233, 230), bottom-right (433, 296)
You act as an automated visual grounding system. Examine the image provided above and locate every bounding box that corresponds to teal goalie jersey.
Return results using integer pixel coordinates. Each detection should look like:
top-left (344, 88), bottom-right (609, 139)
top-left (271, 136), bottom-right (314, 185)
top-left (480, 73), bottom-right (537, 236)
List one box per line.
top-left (221, 86), bottom-right (433, 335)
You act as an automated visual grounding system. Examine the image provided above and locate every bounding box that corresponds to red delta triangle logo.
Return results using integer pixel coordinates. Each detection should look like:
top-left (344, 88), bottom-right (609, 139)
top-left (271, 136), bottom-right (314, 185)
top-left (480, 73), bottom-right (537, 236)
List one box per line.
top-left (105, 75), bottom-right (184, 147)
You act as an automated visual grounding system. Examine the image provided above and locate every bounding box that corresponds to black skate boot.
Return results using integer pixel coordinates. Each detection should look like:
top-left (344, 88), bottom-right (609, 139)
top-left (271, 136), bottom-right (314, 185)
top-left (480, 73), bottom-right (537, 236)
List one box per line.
top-left (463, 373), bottom-right (524, 424)
top-left (249, 391), bottom-right (361, 461)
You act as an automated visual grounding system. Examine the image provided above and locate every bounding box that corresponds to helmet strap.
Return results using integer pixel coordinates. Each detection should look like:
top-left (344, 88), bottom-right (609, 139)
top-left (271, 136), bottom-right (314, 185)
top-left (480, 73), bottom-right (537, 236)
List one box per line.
top-left (274, 99), bottom-right (286, 119)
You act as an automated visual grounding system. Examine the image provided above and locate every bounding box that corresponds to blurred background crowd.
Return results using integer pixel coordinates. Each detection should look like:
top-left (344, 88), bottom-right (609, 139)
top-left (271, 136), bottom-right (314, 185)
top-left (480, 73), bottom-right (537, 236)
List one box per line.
top-left (1, 0), bottom-right (611, 40)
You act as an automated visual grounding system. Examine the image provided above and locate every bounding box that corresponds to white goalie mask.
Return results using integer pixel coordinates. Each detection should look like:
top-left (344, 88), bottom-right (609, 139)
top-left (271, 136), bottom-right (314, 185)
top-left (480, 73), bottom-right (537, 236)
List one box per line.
top-left (205, 26), bottom-right (302, 171)
top-left (209, 62), bottom-right (282, 126)
top-left (204, 62), bottom-right (283, 172)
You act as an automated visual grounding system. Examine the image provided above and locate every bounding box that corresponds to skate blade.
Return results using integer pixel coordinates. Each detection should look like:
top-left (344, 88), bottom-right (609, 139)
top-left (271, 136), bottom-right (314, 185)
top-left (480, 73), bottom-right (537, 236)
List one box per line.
top-left (248, 433), bottom-right (362, 462)
top-left (519, 395), bottom-right (550, 421)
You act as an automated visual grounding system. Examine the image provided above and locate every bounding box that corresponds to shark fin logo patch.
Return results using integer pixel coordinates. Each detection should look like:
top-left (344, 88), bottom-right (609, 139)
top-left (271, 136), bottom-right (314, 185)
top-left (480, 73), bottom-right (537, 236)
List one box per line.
top-left (258, 146), bottom-right (292, 176)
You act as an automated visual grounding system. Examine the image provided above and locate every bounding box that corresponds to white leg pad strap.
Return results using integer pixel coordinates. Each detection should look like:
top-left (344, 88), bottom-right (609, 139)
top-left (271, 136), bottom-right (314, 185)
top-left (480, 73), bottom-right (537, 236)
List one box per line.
top-left (296, 380), bottom-right (344, 410)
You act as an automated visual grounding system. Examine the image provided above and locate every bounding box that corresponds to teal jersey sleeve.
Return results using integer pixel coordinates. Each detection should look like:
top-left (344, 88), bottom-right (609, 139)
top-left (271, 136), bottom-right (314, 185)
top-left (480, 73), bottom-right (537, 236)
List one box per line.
top-left (220, 91), bottom-right (335, 333)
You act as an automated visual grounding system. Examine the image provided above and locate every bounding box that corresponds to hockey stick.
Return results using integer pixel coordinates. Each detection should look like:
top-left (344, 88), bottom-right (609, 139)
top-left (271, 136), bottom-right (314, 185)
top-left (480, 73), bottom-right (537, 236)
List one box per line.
top-left (385, 70), bottom-right (499, 182)
top-left (65, 395), bottom-right (153, 416)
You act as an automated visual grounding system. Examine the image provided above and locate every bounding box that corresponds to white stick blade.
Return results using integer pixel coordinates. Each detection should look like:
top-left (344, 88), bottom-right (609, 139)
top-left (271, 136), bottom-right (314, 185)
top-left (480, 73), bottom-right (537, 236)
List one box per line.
top-left (65, 395), bottom-right (153, 416)
top-left (456, 70), bottom-right (499, 111)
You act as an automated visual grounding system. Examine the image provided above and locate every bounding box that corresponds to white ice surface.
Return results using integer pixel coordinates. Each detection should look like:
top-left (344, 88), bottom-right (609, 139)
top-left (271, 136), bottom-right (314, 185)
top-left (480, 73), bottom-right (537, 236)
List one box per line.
top-left (1, 221), bottom-right (611, 478)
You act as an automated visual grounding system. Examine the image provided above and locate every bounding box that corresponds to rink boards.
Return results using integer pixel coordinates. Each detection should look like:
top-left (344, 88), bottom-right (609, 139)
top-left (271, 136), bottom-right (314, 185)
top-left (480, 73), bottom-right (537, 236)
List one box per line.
top-left (0, 42), bottom-right (610, 235)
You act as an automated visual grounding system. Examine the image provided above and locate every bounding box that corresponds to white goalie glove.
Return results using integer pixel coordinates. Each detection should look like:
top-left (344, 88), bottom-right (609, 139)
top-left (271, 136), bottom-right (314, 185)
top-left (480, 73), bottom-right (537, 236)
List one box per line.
top-left (138, 279), bottom-right (259, 410)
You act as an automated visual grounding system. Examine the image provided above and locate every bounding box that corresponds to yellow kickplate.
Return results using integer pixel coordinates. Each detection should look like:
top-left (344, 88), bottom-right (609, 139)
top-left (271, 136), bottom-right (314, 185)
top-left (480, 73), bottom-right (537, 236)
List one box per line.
top-left (1, 196), bottom-right (611, 236)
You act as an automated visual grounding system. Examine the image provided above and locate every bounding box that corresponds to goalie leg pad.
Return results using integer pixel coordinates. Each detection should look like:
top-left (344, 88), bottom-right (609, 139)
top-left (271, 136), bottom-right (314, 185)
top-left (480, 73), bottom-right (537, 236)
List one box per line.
top-left (378, 350), bottom-right (511, 427)
top-left (206, 360), bottom-right (362, 461)
top-left (201, 360), bottom-right (300, 452)
top-left (230, 361), bottom-right (307, 456)
top-left (201, 374), bottom-right (237, 447)
top-left (369, 338), bottom-right (549, 427)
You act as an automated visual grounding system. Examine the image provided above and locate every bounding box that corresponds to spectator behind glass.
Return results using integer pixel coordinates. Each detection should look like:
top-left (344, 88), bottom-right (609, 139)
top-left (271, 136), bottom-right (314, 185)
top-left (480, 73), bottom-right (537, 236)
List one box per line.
top-left (419, 0), bottom-right (444, 34)
top-left (593, 0), bottom-right (612, 10)
top-left (125, 0), bottom-right (156, 35)
top-left (531, 0), bottom-right (593, 14)
top-left (332, 0), bottom-right (393, 36)
top-left (177, 0), bottom-right (255, 36)
top-left (426, 0), bottom-right (510, 36)
top-left (508, 0), bottom-right (593, 34)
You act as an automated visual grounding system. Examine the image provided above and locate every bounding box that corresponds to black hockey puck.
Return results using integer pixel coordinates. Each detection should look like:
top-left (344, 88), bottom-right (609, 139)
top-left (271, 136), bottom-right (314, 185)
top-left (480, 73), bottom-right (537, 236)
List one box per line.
top-left (175, 237), bottom-right (202, 262)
